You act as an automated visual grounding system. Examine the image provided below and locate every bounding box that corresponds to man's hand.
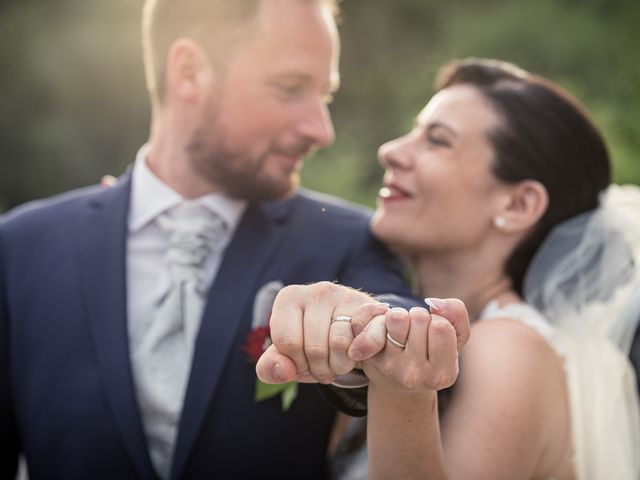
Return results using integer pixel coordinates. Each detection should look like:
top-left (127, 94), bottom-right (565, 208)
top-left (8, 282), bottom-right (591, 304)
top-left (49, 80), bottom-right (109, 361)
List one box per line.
top-left (256, 282), bottom-right (389, 384)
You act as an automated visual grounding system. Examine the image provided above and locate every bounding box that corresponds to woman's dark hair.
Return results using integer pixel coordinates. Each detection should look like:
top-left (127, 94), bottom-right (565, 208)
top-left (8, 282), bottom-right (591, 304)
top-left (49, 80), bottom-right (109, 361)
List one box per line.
top-left (435, 58), bottom-right (611, 294)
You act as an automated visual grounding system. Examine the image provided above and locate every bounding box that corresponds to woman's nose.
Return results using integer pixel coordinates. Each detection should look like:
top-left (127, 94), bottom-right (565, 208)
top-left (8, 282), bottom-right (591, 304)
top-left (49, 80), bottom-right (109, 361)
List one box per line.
top-left (378, 135), bottom-right (413, 170)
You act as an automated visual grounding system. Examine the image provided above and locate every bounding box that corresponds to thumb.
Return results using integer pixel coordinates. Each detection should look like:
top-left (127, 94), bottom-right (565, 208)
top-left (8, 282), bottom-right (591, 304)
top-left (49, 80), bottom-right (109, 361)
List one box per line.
top-left (256, 344), bottom-right (297, 384)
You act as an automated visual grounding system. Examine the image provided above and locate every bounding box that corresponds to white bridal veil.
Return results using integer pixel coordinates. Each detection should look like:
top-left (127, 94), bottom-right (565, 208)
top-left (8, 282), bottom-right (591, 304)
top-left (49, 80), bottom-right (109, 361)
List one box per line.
top-left (523, 184), bottom-right (640, 479)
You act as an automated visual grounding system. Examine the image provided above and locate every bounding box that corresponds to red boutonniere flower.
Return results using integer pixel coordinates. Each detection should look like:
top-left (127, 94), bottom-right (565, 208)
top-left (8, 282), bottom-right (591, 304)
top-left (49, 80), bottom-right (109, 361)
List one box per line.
top-left (245, 281), bottom-right (298, 411)
top-left (242, 325), bottom-right (271, 363)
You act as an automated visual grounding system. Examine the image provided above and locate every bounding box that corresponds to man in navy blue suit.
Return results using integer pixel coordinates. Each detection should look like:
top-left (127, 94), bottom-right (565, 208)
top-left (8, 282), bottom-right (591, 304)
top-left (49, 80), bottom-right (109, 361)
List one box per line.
top-left (0, 1), bottom-right (424, 478)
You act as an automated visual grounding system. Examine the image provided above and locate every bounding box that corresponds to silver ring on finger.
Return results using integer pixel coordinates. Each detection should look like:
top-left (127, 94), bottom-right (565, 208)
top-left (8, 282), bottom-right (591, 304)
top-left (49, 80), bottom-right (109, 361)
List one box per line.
top-left (386, 332), bottom-right (406, 349)
top-left (331, 315), bottom-right (353, 324)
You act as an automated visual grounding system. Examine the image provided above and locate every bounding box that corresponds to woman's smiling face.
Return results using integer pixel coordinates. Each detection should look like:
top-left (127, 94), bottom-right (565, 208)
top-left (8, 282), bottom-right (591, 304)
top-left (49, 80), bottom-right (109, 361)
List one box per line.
top-left (371, 84), bottom-right (506, 257)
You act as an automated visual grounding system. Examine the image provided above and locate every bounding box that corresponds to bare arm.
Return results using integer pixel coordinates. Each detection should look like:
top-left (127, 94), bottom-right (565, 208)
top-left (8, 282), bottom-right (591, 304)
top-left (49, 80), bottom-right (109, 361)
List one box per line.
top-left (365, 307), bottom-right (455, 479)
top-left (364, 315), bottom-right (570, 480)
top-left (439, 319), bottom-right (569, 479)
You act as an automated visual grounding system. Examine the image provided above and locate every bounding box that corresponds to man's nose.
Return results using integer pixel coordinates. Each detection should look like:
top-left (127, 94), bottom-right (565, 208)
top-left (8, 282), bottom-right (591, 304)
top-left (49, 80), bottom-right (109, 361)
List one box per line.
top-left (297, 98), bottom-right (335, 148)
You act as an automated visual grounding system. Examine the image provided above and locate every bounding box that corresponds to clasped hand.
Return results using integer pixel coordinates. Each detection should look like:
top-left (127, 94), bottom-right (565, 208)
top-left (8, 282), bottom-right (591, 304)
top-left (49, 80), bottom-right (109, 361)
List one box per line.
top-left (256, 282), bottom-right (470, 392)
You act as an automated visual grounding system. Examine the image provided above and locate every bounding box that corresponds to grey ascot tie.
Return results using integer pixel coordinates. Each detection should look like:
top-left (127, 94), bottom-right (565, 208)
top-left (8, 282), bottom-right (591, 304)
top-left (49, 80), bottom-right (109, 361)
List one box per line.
top-left (132, 202), bottom-right (227, 480)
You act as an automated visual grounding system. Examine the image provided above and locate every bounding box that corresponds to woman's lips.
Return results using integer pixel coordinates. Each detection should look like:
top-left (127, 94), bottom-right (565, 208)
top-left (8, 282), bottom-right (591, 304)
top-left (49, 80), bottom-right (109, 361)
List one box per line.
top-left (379, 184), bottom-right (412, 201)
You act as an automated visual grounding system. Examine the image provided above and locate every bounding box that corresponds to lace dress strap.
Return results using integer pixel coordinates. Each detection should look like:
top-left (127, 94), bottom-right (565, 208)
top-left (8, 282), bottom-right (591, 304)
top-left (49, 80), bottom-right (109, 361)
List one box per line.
top-left (479, 300), bottom-right (565, 356)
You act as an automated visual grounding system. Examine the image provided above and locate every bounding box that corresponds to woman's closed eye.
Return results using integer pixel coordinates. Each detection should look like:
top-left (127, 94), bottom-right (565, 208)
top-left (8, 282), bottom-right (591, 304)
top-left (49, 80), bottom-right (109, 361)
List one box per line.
top-left (426, 132), bottom-right (452, 148)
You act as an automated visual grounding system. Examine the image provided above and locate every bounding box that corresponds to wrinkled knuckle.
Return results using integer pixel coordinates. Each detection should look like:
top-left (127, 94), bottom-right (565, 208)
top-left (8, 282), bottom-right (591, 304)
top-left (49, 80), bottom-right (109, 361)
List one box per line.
top-left (271, 336), bottom-right (302, 359)
top-left (378, 362), bottom-right (395, 380)
top-left (329, 333), bottom-right (352, 352)
top-left (431, 318), bottom-right (454, 335)
top-left (276, 284), bottom-right (299, 303)
top-left (272, 333), bottom-right (297, 352)
top-left (428, 368), bottom-right (458, 390)
top-left (402, 370), bottom-right (422, 390)
top-left (305, 343), bottom-right (328, 362)
top-left (317, 280), bottom-right (336, 292)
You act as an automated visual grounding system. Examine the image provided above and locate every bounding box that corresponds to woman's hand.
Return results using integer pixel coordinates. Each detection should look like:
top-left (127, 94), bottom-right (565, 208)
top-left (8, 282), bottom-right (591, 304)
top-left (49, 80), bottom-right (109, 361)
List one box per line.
top-left (360, 300), bottom-right (469, 393)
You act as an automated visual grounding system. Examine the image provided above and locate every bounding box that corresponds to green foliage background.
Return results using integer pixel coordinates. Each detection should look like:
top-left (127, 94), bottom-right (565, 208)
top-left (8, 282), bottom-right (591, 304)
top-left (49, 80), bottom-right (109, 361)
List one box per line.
top-left (1, 0), bottom-right (639, 212)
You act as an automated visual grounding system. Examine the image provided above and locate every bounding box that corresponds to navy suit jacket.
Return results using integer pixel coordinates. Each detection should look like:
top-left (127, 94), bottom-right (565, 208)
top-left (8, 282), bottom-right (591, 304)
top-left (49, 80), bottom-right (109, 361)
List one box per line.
top-left (0, 173), bottom-right (417, 479)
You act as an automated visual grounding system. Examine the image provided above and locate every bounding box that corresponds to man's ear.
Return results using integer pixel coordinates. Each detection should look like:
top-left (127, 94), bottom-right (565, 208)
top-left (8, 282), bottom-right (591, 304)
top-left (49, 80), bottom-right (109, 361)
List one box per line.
top-left (165, 38), bottom-right (215, 106)
top-left (494, 180), bottom-right (549, 233)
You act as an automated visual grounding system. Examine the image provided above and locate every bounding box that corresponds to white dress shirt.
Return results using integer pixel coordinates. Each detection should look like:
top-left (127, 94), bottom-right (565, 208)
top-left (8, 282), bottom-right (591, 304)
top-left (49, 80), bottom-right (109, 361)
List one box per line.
top-left (126, 142), bottom-right (246, 406)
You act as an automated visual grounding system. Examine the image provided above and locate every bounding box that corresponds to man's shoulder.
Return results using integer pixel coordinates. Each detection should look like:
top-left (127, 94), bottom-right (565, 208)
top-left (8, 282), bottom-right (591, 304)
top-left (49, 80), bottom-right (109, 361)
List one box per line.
top-left (3, 184), bottom-right (100, 222)
top-left (0, 182), bottom-right (122, 236)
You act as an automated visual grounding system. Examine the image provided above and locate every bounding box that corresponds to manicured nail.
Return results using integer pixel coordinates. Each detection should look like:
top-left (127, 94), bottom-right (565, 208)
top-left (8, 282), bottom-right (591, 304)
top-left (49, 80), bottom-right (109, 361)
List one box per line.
top-left (424, 298), bottom-right (446, 313)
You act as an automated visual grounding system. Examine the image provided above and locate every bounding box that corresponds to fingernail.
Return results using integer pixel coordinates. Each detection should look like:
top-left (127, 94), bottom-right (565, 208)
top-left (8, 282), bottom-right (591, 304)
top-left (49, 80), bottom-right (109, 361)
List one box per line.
top-left (424, 298), bottom-right (446, 313)
top-left (274, 363), bottom-right (284, 382)
top-left (375, 303), bottom-right (390, 315)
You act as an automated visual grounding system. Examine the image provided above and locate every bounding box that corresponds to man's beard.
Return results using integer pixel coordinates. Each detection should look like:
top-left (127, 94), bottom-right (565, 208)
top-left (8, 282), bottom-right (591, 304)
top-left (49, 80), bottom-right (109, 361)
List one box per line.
top-left (186, 97), bottom-right (303, 202)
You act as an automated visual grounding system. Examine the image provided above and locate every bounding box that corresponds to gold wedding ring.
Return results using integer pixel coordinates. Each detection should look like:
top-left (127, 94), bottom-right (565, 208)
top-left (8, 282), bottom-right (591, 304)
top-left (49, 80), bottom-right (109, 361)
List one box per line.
top-left (386, 332), bottom-right (406, 349)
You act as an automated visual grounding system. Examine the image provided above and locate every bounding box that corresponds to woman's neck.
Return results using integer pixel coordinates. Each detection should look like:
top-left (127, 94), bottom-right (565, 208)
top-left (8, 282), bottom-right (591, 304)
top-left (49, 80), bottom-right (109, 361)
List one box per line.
top-left (410, 249), bottom-right (520, 322)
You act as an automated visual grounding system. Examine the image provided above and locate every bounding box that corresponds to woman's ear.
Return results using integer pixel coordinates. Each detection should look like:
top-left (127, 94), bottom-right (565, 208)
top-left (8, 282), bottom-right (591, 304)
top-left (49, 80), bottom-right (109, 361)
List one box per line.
top-left (494, 180), bottom-right (549, 233)
top-left (165, 38), bottom-right (215, 106)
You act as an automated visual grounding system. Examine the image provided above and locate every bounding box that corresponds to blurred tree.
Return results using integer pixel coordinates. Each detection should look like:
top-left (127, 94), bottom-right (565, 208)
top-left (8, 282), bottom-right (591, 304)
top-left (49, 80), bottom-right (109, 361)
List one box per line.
top-left (0, 0), bottom-right (638, 212)
top-left (0, 0), bottom-right (147, 211)
top-left (303, 0), bottom-right (640, 206)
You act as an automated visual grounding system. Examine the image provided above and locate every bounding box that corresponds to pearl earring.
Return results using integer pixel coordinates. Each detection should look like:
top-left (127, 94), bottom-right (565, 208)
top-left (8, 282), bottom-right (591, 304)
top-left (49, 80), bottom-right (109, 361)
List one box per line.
top-left (494, 216), bottom-right (507, 229)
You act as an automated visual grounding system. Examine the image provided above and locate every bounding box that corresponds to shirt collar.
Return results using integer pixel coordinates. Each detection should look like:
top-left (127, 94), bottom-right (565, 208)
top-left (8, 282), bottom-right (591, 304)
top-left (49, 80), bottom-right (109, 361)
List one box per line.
top-left (128, 144), bottom-right (248, 233)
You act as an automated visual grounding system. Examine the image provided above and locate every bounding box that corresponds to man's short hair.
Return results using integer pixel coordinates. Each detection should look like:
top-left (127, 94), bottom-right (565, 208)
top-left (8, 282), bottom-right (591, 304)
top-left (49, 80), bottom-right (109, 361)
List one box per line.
top-left (142, 0), bottom-right (339, 105)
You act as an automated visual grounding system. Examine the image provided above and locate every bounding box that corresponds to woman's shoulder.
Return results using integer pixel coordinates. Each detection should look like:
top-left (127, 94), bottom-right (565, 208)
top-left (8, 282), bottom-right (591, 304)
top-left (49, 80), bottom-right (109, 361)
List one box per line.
top-left (462, 303), bottom-right (567, 400)
top-left (478, 301), bottom-right (564, 356)
top-left (443, 305), bottom-right (573, 478)
top-left (467, 313), bottom-right (561, 376)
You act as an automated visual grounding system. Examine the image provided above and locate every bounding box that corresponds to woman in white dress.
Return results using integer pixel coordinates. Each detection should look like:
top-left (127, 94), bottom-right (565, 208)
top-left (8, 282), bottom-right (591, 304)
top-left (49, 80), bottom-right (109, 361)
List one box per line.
top-left (258, 57), bottom-right (640, 479)
top-left (354, 58), bottom-right (640, 479)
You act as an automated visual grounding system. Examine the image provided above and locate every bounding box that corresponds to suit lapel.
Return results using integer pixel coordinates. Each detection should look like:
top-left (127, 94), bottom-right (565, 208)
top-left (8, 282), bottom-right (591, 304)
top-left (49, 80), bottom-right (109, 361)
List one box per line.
top-left (76, 174), bottom-right (157, 480)
top-left (171, 199), bottom-right (292, 479)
